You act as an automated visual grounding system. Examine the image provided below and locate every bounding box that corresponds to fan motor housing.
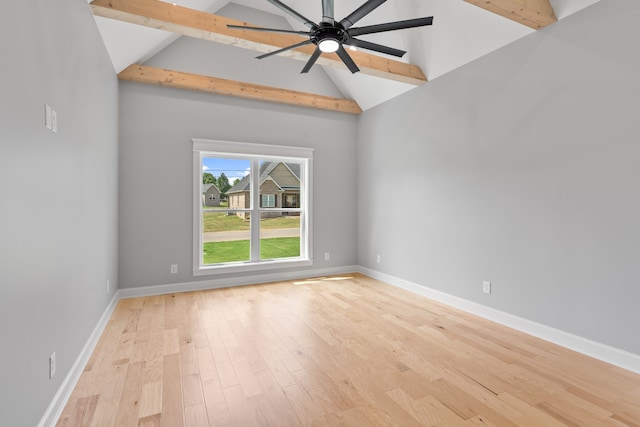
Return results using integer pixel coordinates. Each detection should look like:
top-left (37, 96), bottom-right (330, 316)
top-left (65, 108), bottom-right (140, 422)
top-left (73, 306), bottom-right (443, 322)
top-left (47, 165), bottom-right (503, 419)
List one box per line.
top-left (311, 23), bottom-right (348, 47)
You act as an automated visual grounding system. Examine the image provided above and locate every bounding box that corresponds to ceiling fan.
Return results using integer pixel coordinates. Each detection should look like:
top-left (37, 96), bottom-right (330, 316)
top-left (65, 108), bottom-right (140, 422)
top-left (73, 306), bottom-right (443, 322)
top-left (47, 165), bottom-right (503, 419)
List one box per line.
top-left (228, 0), bottom-right (433, 74)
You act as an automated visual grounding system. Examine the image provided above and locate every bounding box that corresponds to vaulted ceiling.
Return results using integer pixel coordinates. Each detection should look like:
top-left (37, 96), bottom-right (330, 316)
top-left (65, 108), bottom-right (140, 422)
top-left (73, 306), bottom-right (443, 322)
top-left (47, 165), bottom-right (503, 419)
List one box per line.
top-left (89, 0), bottom-right (600, 113)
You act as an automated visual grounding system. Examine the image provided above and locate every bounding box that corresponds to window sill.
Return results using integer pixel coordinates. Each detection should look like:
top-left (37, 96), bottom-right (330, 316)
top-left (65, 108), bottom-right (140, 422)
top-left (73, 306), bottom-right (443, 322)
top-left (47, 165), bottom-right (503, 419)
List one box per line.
top-left (193, 258), bottom-right (313, 276)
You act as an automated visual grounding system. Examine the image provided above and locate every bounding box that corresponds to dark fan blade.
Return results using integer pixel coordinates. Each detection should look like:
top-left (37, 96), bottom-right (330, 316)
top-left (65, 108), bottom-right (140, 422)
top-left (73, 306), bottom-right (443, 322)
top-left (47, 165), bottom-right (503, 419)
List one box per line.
top-left (322, 0), bottom-right (335, 24)
top-left (348, 16), bottom-right (433, 37)
top-left (339, 0), bottom-right (387, 30)
top-left (256, 40), bottom-right (313, 60)
top-left (267, 0), bottom-right (316, 28)
top-left (301, 47), bottom-right (322, 73)
top-left (345, 37), bottom-right (405, 57)
top-left (336, 45), bottom-right (360, 73)
top-left (227, 24), bottom-right (311, 36)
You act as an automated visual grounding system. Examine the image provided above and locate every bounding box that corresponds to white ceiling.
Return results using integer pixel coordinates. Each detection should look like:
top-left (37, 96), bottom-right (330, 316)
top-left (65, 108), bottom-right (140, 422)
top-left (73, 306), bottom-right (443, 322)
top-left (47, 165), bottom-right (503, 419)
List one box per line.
top-left (90, 0), bottom-right (600, 111)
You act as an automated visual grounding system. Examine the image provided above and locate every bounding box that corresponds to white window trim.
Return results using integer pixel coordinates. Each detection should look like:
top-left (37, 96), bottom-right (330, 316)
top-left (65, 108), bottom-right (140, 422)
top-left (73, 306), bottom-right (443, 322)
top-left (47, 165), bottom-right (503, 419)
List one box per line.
top-left (192, 139), bottom-right (313, 276)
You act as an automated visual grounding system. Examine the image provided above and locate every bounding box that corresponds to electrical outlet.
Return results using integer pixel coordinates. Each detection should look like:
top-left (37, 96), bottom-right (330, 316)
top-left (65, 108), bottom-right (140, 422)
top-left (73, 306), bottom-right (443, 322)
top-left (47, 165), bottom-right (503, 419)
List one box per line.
top-left (483, 280), bottom-right (491, 294)
top-left (170, 264), bottom-right (178, 274)
top-left (376, 254), bottom-right (381, 264)
top-left (107, 280), bottom-right (110, 293)
top-left (324, 252), bottom-right (330, 261)
top-left (49, 352), bottom-right (56, 379)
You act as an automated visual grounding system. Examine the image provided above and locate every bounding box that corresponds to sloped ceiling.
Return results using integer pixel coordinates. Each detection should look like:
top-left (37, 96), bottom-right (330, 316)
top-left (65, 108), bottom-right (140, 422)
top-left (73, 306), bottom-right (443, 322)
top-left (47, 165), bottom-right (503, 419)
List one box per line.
top-left (90, 0), bottom-right (600, 112)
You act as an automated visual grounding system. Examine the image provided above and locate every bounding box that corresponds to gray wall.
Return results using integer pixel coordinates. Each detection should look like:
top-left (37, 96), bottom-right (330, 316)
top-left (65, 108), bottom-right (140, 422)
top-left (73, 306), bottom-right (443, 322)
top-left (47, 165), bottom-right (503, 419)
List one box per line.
top-left (118, 74), bottom-right (357, 288)
top-left (0, 1), bottom-right (119, 426)
top-left (357, 0), bottom-right (640, 355)
top-left (118, 5), bottom-right (357, 290)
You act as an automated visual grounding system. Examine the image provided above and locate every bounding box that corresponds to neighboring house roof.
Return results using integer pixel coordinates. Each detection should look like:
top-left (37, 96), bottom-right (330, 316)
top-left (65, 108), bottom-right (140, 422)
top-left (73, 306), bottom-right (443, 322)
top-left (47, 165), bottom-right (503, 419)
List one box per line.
top-left (228, 162), bottom-right (300, 194)
top-left (262, 162), bottom-right (300, 181)
top-left (202, 183), bottom-right (219, 193)
top-left (227, 175), bottom-right (249, 194)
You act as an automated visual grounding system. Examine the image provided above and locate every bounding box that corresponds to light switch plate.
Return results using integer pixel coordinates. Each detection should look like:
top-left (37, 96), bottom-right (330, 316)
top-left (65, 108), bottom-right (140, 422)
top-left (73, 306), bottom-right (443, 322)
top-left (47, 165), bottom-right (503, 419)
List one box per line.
top-left (51, 109), bottom-right (57, 133)
top-left (45, 104), bottom-right (52, 130)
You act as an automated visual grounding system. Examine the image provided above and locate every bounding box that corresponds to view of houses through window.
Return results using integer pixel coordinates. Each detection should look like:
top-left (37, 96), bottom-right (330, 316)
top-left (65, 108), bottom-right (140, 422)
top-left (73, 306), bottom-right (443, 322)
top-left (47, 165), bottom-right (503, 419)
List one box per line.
top-left (199, 156), bottom-right (305, 266)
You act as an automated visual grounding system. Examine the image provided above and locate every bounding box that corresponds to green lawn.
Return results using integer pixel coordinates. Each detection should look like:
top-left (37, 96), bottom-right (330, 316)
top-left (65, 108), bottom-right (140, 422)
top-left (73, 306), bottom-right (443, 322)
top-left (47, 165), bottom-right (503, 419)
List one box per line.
top-left (203, 213), bottom-right (249, 232)
top-left (203, 237), bottom-right (300, 264)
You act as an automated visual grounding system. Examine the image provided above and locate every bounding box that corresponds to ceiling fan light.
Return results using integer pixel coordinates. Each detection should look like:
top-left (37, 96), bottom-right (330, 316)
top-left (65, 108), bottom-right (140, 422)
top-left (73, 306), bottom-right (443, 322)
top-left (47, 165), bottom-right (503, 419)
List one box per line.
top-left (318, 38), bottom-right (340, 53)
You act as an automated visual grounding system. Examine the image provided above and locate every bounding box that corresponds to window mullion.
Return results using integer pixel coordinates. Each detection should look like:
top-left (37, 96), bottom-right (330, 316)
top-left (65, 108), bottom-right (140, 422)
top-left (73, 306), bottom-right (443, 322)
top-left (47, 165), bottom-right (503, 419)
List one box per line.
top-left (300, 160), bottom-right (308, 259)
top-left (194, 151), bottom-right (204, 271)
top-left (250, 158), bottom-right (261, 261)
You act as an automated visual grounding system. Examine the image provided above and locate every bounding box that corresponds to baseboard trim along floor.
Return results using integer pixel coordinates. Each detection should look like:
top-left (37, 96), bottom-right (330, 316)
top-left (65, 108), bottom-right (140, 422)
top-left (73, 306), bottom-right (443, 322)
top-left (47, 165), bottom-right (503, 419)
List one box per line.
top-left (359, 267), bottom-right (640, 375)
top-left (40, 265), bottom-right (640, 426)
top-left (38, 292), bottom-right (120, 427)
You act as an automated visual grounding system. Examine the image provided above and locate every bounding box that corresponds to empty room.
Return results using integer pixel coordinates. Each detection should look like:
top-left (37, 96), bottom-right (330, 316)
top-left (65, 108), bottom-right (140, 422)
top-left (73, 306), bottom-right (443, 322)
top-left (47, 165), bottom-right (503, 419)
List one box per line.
top-left (1, 0), bottom-right (639, 426)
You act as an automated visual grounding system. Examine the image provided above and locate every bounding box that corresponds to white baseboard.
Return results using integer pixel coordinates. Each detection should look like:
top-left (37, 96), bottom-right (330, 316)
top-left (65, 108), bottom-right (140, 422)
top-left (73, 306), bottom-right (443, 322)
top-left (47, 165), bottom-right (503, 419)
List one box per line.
top-left (42, 264), bottom-right (640, 426)
top-left (119, 265), bottom-right (360, 299)
top-left (358, 266), bottom-right (640, 375)
top-left (42, 266), bottom-right (357, 426)
top-left (38, 292), bottom-right (120, 427)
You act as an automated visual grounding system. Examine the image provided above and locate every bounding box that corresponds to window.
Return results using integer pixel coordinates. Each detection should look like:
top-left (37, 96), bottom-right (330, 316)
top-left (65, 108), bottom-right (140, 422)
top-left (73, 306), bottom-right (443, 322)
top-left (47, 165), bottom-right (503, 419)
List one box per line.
top-left (193, 139), bottom-right (313, 275)
top-left (262, 194), bottom-right (275, 208)
top-left (284, 194), bottom-right (299, 208)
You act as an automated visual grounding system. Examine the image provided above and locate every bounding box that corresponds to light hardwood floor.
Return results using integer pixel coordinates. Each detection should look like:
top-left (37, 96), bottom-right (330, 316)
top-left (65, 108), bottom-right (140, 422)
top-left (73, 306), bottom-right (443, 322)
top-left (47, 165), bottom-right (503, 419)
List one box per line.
top-left (56, 274), bottom-right (640, 426)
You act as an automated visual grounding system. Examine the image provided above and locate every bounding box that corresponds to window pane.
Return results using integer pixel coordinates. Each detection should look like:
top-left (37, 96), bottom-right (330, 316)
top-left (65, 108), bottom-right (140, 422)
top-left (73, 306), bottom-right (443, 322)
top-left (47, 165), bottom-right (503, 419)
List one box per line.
top-left (201, 157), bottom-right (250, 265)
top-left (283, 193), bottom-right (299, 208)
top-left (202, 211), bottom-right (250, 264)
top-left (261, 194), bottom-right (275, 208)
top-left (202, 157), bottom-right (250, 210)
top-left (257, 159), bottom-right (302, 260)
top-left (260, 211), bottom-right (300, 260)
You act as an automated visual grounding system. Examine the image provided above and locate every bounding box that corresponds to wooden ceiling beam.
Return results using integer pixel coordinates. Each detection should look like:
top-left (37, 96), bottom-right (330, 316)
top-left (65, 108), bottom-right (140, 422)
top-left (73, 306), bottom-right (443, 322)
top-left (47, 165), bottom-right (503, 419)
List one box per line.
top-left (464, 0), bottom-right (557, 29)
top-left (118, 64), bottom-right (363, 114)
top-left (90, 0), bottom-right (427, 85)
